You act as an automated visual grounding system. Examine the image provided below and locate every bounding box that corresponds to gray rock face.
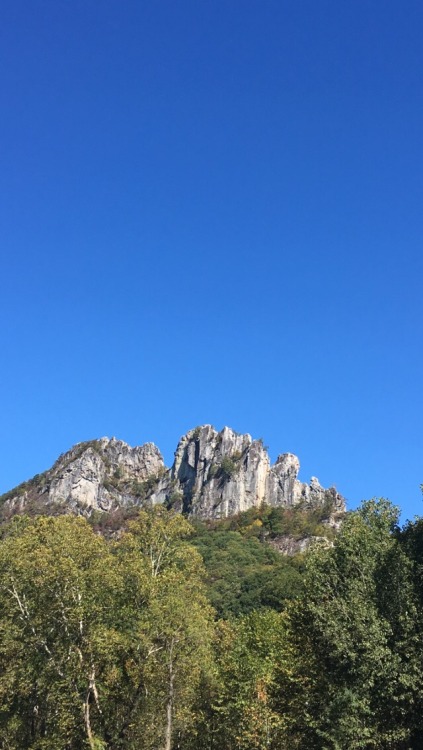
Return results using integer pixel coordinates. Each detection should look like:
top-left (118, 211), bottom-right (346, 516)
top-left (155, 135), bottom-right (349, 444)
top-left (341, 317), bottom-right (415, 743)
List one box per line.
top-left (268, 535), bottom-right (333, 556)
top-left (1, 426), bottom-right (346, 521)
top-left (153, 425), bottom-right (270, 517)
top-left (151, 425), bottom-right (345, 520)
top-left (3, 438), bottom-right (165, 514)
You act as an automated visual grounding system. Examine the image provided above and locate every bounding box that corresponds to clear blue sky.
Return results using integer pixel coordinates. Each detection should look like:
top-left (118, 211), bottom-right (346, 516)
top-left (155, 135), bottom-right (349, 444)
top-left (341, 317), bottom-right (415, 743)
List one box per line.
top-left (1, 1), bottom-right (422, 521)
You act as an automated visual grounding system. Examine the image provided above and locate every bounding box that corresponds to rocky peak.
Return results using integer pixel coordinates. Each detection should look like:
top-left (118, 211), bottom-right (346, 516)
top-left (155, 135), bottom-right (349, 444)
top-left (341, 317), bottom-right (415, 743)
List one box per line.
top-left (158, 425), bottom-right (269, 516)
top-left (3, 438), bottom-right (165, 514)
top-left (151, 426), bottom-right (345, 522)
top-left (1, 426), bottom-right (346, 523)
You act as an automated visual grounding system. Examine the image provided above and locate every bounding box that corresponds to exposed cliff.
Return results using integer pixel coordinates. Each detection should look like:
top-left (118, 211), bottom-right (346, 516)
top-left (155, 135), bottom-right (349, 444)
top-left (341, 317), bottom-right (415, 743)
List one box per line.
top-left (1, 438), bottom-right (165, 515)
top-left (1, 426), bottom-right (346, 523)
top-left (151, 425), bottom-right (345, 522)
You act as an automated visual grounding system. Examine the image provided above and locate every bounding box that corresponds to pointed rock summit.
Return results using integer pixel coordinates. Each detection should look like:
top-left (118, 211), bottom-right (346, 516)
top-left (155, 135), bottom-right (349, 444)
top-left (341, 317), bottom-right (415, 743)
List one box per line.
top-left (1, 426), bottom-right (346, 522)
top-left (151, 425), bottom-right (344, 520)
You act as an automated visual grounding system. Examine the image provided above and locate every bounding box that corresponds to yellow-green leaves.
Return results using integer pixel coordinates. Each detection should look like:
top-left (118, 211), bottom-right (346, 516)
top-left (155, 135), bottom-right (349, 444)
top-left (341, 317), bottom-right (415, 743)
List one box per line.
top-left (0, 509), bottom-right (215, 750)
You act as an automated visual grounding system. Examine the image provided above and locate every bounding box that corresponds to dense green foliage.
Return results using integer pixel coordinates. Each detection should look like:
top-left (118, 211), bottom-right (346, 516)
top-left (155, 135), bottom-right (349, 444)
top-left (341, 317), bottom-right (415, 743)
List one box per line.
top-left (0, 510), bottom-right (213, 750)
top-left (191, 522), bottom-right (304, 617)
top-left (1, 499), bottom-right (423, 748)
top-left (196, 499), bottom-right (337, 539)
top-left (285, 500), bottom-right (423, 749)
top-left (189, 502), bottom-right (336, 617)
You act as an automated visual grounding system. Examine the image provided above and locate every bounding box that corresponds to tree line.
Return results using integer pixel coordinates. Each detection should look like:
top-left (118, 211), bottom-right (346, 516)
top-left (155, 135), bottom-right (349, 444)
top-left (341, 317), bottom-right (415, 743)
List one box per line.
top-left (0, 499), bottom-right (423, 749)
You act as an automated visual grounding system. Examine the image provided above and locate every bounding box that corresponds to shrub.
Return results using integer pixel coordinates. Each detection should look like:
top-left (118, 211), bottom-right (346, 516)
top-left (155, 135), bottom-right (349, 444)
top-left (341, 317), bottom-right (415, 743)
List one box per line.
top-left (220, 457), bottom-right (237, 480)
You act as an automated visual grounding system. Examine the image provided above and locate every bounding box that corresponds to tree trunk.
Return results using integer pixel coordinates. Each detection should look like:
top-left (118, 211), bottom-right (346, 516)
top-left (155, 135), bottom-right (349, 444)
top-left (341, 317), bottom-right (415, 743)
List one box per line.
top-left (164, 641), bottom-right (175, 750)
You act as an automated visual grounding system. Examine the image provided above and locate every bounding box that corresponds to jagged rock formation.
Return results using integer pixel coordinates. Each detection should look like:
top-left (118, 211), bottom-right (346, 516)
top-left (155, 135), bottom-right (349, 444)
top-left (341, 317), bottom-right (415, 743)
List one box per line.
top-left (1, 426), bottom-right (346, 522)
top-left (2, 438), bottom-right (165, 515)
top-left (151, 426), bottom-right (345, 522)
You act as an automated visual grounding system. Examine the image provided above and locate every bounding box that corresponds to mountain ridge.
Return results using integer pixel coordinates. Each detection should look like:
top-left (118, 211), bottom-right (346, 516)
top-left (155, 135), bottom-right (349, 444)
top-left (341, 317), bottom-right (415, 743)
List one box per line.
top-left (1, 425), bottom-right (346, 523)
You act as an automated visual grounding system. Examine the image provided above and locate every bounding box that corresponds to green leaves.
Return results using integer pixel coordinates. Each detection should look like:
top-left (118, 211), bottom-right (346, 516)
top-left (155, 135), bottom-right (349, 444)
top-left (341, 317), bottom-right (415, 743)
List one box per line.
top-left (286, 499), bottom-right (423, 749)
top-left (0, 515), bottom-right (122, 748)
top-left (0, 509), bottom-right (215, 750)
top-left (191, 524), bottom-right (304, 618)
top-left (2, 498), bottom-right (423, 749)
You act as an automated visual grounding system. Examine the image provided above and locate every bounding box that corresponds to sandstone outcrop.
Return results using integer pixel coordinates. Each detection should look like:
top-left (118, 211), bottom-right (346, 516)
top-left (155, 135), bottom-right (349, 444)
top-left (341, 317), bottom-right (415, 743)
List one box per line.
top-left (268, 535), bottom-right (334, 556)
top-left (2, 438), bottom-right (165, 514)
top-left (1, 426), bottom-right (346, 522)
top-left (151, 426), bottom-right (345, 522)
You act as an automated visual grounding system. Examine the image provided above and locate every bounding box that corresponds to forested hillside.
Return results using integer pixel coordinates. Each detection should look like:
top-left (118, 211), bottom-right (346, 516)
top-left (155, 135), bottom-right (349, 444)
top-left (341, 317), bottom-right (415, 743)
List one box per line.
top-left (0, 500), bottom-right (422, 749)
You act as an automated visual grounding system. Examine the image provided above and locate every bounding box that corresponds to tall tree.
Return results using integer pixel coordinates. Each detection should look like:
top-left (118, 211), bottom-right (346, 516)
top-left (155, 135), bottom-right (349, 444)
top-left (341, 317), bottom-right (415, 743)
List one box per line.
top-left (286, 500), bottom-right (422, 750)
top-left (119, 508), bottom-right (215, 750)
top-left (0, 515), bottom-right (123, 749)
top-left (0, 509), bottom-right (215, 750)
top-left (182, 609), bottom-right (291, 750)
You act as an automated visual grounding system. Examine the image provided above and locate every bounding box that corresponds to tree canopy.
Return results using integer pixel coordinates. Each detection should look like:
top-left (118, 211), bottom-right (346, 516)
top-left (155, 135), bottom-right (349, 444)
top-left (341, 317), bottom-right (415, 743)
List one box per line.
top-left (1, 499), bottom-right (423, 749)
